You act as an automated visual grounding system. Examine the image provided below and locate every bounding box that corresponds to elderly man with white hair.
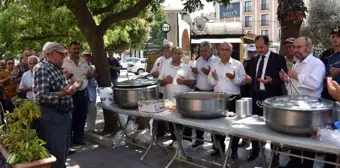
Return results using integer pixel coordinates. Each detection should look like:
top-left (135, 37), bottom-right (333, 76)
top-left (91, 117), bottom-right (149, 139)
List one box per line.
top-left (34, 42), bottom-right (82, 168)
top-left (208, 42), bottom-right (246, 156)
top-left (19, 55), bottom-right (39, 100)
top-left (150, 39), bottom-right (173, 138)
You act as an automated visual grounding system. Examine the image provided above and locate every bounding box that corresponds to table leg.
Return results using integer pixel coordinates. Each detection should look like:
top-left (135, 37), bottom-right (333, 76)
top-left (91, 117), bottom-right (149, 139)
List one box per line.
top-left (212, 134), bottom-right (225, 161)
top-left (259, 142), bottom-right (268, 168)
top-left (336, 155), bottom-right (340, 168)
top-left (140, 120), bottom-right (167, 161)
top-left (267, 145), bottom-right (277, 168)
top-left (223, 135), bottom-right (233, 168)
top-left (112, 115), bottom-right (131, 151)
top-left (165, 123), bottom-right (186, 168)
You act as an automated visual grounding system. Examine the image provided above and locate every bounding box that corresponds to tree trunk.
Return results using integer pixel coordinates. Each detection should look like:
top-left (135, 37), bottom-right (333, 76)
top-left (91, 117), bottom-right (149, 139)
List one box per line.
top-left (90, 36), bottom-right (120, 133)
top-left (279, 19), bottom-right (302, 56)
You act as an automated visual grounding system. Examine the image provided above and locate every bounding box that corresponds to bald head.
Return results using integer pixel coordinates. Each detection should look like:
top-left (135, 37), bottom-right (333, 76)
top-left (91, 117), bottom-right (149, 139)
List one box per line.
top-left (294, 37), bottom-right (312, 61)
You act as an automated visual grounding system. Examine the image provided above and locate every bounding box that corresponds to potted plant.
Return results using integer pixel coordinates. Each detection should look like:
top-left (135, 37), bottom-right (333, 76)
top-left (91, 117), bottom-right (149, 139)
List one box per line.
top-left (0, 100), bottom-right (56, 168)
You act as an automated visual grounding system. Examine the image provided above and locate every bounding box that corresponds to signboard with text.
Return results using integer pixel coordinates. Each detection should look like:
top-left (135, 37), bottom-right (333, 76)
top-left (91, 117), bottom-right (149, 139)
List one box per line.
top-left (219, 2), bottom-right (240, 19)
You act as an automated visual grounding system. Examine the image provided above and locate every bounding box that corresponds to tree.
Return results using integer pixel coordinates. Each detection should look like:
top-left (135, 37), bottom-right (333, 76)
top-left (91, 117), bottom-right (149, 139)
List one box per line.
top-left (300, 0), bottom-right (340, 48)
top-left (277, 0), bottom-right (307, 56)
top-left (6, 0), bottom-right (230, 133)
top-left (150, 9), bottom-right (166, 49)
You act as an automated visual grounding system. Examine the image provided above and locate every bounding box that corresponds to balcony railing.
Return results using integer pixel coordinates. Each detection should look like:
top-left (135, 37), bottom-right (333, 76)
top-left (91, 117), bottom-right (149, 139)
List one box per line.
top-left (261, 3), bottom-right (269, 10)
top-left (261, 20), bottom-right (269, 26)
top-left (244, 6), bottom-right (252, 12)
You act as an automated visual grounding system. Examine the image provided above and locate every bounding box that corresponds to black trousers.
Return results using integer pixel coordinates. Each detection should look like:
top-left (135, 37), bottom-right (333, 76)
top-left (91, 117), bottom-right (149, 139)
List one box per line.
top-left (288, 149), bottom-right (315, 168)
top-left (231, 91), bottom-right (270, 153)
top-left (324, 153), bottom-right (336, 168)
top-left (212, 95), bottom-right (240, 152)
top-left (72, 90), bottom-right (88, 142)
top-left (156, 93), bottom-right (167, 138)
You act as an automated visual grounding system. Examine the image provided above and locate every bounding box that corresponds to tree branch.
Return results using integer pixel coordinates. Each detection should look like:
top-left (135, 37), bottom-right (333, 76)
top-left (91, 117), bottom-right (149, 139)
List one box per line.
top-left (21, 34), bottom-right (67, 41)
top-left (98, 0), bottom-right (152, 36)
top-left (91, 0), bottom-right (121, 16)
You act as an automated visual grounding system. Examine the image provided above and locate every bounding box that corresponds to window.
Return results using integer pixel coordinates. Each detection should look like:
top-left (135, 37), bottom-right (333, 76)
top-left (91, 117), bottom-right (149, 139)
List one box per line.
top-left (261, 30), bottom-right (269, 36)
top-left (244, 1), bottom-right (252, 12)
top-left (261, 0), bottom-right (269, 10)
top-left (245, 16), bottom-right (252, 27)
top-left (261, 14), bottom-right (269, 26)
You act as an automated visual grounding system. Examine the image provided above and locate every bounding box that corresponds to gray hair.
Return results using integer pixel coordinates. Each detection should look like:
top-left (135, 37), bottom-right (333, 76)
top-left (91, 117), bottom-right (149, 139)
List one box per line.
top-left (28, 55), bottom-right (39, 63)
top-left (305, 37), bottom-right (313, 47)
top-left (200, 41), bottom-right (212, 49)
top-left (220, 42), bottom-right (233, 50)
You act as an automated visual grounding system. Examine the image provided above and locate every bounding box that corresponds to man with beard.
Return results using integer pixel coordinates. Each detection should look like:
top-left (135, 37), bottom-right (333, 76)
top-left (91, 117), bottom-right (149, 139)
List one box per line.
top-left (279, 37), bottom-right (325, 168)
top-left (284, 38), bottom-right (297, 69)
top-left (62, 41), bottom-right (91, 146)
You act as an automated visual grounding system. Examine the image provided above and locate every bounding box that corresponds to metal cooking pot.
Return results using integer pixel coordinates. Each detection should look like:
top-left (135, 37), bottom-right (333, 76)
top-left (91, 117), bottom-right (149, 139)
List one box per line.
top-left (174, 92), bottom-right (235, 119)
top-left (113, 78), bottom-right (159, 109)
top-left (259, 95), bottom-right (334, 136)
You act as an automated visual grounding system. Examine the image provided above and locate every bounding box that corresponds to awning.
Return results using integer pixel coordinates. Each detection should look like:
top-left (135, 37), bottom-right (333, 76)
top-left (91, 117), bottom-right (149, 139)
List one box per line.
top-left (191, 38), bottom-right (242, 44)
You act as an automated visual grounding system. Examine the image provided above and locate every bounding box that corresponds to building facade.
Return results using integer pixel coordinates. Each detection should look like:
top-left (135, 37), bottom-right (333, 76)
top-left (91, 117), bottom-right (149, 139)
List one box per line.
top-left (215, 0), bottom-right (280, 42)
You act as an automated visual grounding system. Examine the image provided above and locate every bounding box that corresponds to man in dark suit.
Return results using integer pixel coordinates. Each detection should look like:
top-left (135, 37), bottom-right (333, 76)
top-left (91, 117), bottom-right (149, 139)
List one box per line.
top-left (243, 35), bottom-right (287, 166)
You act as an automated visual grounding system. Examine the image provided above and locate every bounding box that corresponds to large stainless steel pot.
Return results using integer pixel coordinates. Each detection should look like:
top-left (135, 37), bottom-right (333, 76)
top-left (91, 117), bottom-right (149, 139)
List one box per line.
top-left (260, 96), bottom-right (334, 136)
top-left (113, 78), bottom-right (159, 109)
top-left (174, 92), bottom-right (235, 119)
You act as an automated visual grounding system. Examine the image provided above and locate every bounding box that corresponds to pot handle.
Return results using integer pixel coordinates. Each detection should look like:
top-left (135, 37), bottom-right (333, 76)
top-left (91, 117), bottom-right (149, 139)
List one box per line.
top-left (228, 95), bottom-right (236, 101)
top-left (256, 100), bottom-right (264, 108)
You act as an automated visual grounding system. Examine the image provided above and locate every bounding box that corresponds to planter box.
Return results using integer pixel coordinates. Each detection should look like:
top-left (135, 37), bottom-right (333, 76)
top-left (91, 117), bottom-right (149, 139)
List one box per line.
top-left (0, 144), bottom-right (56, 168)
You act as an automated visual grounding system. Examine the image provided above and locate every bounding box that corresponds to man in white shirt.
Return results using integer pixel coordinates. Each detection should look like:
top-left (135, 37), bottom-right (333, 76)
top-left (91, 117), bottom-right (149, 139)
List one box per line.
top-left (150, 39), bottom-right (173, 139)
top-left (190, 41), bottom-right (220, 148)
top-left (19, 55), bottom-right (39, 100)
top-left (279, 37), bottom-right (324, 168)
top-left (159, 47), bottom-right (196, 142)
top-left (151, 39), bottom-right (173, 99)
top-left (62, 41), bottom-right (91, 146)
top-left (208, 42), bottom-right (246, 156)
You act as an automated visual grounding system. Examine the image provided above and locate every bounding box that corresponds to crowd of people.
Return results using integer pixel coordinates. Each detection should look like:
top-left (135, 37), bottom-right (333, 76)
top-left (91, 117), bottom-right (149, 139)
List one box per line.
top-left (3, 26), bottom-right (340, 168)
top-left (146, 26), bottom-right (340, 168)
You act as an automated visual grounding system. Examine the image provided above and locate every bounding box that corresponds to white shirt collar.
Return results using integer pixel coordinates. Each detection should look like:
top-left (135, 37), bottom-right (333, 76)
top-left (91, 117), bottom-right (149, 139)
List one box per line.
top-left (219, 57), bottom-right (234, 65)
top-left (264, 50), bottom-right (271, 58)
top-left (299, 53), bottom-right (313, 63)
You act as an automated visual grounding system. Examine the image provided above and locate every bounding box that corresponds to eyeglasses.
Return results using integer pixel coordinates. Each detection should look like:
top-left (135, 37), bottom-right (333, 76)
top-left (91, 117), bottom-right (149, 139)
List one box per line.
top-left (7, 62), bottom-right (14, 65)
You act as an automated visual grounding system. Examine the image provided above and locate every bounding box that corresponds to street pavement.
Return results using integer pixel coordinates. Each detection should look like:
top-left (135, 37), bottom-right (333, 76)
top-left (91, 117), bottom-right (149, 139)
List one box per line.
top-left (66, 70), bottom-right (325, 168)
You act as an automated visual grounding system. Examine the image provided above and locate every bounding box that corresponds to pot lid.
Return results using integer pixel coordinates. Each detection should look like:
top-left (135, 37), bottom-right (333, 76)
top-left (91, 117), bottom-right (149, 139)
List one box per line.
top-left (115, 78), bottom-right (158, 88)
top-left (263, 95), bottom-right (334, 111)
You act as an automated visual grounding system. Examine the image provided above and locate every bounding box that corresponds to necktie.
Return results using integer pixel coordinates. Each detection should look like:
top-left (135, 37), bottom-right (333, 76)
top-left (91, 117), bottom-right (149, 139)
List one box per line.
top-left (254, 56), bottom-right (265, 92)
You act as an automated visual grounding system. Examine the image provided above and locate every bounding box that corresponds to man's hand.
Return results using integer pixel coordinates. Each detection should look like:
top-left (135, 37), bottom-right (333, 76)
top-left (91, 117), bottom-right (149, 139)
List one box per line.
top-left (212, 70), bottom-right (217, 80)
top-left (151, 71), bottom-right (160, 78)
top-left (244, 75), bottom-right (252, 84)
top-left (330, 65), bottom-right (338, 78)
top-left (287, 68), bottom-right (298, 80)
top-left (279, 69), bottom-right (289, 82)
top-left (87, 71), bottom-right (94, 79)
top-left (165, 75), bottom-right (173, 84)
top-left (258, 76), bottom-right (272, 84)
top-left (72, 79), bottom-right (83, 90)
top-left (191, 66), bottom-right (198, 74)
top-left (201, 66), bottom-right (210, 75)
top-left (177, 76), bottom-right (185, 85)
top-left (327, 77), bottom-right (340, 101)
top-left (226, 71), bottom-right (235, 80)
